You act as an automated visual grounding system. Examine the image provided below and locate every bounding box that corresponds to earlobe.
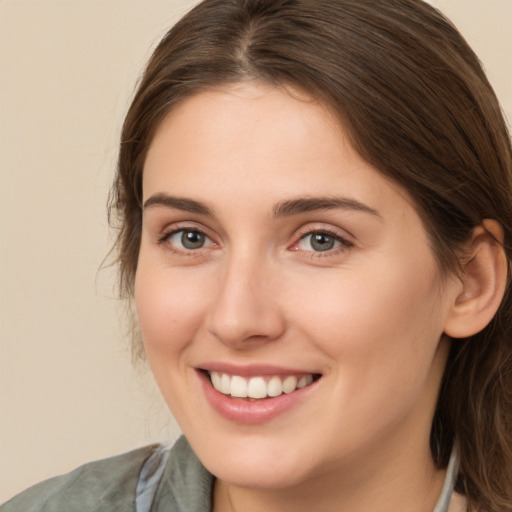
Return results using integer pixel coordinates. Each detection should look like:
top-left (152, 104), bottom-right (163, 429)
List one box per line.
top-left (444, 220), bottom-right (508, 339)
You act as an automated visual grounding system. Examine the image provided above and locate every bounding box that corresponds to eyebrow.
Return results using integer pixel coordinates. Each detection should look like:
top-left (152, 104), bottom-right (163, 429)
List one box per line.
top-left (143, 193), bottom-right (381, 219)
top-left (273, 197), bottom-right (381, 219)
top-left (143, 193), bottom-right (213, 215)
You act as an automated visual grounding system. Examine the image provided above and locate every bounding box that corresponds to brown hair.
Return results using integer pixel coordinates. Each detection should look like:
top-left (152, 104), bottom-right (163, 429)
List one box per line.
top-left (109, 0), bottom-right (512, 509)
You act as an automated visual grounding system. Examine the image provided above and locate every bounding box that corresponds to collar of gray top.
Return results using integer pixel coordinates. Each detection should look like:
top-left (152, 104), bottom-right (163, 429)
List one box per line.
top-left (434, 444), bottom-right (460, 512)
top-left (136, 437), bottom-right (459, 512)
top-left (136, 444), bottom-right (172, 512)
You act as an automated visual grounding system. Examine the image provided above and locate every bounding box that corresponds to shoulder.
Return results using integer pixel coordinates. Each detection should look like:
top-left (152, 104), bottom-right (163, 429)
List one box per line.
top-left (1, 444), bottom-right (161, 512)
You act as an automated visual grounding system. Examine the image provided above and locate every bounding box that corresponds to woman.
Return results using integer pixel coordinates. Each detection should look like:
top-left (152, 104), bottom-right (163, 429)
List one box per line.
top-left (3, 0), bottom-right (511, 511)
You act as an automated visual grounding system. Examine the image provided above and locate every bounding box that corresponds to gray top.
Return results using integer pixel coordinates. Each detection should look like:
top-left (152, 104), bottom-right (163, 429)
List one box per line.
top-left (1, 437), bottom-right (213, 512)
top-left (1, 436), bottom-right (458, 512)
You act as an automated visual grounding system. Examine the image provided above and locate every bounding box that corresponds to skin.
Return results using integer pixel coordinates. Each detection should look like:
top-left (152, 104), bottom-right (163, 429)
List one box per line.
top-left (136, 82), bottom-right (466, 512)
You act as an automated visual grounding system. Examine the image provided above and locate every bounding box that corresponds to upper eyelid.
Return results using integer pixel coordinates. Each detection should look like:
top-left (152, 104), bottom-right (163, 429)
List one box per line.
top-left (298, 227), bottom-right (348, 238)
top-left (294, 222), bottom-right (355, 242)
top-left (159, 228), bottom-right (217, 256)
top-left (161, 226), bottom-right (212, 242)
top-left (162, 224), bottom-right (206, 235)
top-left (295, 231), bottom-right (353, 250)
top-left (288, 225), bottom-right (356, 256)
top-left (160, 221), bottom-right (211, 237)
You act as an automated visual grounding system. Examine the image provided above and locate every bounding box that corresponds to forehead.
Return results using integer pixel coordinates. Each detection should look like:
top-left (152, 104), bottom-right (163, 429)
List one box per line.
top-left (143, 82), bottom-right (415, 216)
top-left (147, 82), bottom-right (341, 165)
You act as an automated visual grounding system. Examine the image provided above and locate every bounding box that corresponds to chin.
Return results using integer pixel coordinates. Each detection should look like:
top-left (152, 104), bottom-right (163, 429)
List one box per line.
top-left (208, 456), bottom-right (314, 489)
top-left (187, 430), bottom-right (324, 489)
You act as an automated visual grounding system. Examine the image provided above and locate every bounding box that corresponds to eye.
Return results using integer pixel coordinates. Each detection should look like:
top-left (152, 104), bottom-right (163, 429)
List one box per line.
top-left (297, 231), bottom-right (348, 252)
top-left (165, 229), bottom-right (214, 250)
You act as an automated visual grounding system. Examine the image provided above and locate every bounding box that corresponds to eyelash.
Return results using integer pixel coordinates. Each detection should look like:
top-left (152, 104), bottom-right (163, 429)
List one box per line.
top-left (158, 227), bottom-right (214, 255)
top-left (293, 229), bottom-right (353, 257)
top-left (158, 226), bottom-right (353, 257)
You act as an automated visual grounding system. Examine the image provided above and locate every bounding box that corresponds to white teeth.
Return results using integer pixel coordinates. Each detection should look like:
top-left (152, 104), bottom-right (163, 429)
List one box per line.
top-left (247, 377), bottom-right (267, 399)
top-left (208, 372), bottom-right (316, 399)
top-left (282, 375), bottom-right (297, 394)
top-left (220, 373), bottom-right (230, 394)
top-left (230, 375), bottom-right (248, 398)
top-left (298, 374), bottom-right (313, 388)
top-left (210, 371), bottom-right (221, 390)
top-left (297, 376), bottom-right (307, 389)
top-left (267, 376), bottom-right (283, 397)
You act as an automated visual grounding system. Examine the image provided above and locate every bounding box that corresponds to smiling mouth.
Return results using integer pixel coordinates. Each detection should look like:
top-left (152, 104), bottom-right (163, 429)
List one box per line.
top-left (205, 371), bottom-right (321, 400)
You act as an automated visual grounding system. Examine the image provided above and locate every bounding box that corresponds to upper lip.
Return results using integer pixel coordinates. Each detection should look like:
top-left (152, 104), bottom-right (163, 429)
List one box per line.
top-left (197, 362), bottom-right (321, 377)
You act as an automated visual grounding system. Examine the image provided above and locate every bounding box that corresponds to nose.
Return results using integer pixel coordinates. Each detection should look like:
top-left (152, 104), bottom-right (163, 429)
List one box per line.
top-left (206, 253), bottom-right (286, 348)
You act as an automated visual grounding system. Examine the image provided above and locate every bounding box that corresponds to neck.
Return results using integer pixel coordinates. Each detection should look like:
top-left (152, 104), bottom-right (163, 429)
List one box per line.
top-left (213, 443), bottom-right (447, 512)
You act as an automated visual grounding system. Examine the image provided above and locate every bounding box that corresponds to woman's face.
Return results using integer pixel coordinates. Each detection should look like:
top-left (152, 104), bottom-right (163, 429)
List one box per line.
top-left (136, 82), bottom-right (459, 489)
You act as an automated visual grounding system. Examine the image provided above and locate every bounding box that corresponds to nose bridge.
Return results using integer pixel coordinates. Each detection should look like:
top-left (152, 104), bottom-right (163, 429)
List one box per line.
top-left (206, 245), bottom-right (284, 347)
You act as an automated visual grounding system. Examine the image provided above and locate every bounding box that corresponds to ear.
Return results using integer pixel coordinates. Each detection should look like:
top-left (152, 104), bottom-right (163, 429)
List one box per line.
top-left (444, 219), bottom-right (508, 339)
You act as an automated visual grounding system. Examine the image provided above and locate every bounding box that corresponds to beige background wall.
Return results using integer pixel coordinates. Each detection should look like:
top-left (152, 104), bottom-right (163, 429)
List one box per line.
top-left (1, 0), bottom-right (511, 502)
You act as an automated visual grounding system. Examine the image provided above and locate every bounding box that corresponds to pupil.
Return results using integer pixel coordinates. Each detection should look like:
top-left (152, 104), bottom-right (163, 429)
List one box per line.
top-left (182, 231), bottom-right (204, 249)
top-left (311, 233), bottom-right (334, 251)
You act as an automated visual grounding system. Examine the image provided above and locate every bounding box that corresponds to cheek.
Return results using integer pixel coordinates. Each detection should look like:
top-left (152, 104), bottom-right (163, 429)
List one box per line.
top-left (291, 259), bottom-right (447, 393)
top-left (134, 262), bottom-right (209, 357)
top-left (291, 264), bottom-right (448, 450)
top-left (134, 260), bottom-right (214, 424)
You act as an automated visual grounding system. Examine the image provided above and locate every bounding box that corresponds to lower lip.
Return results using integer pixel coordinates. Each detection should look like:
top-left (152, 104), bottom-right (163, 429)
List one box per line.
top-left (198, 371), bottom-right (319, 424)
